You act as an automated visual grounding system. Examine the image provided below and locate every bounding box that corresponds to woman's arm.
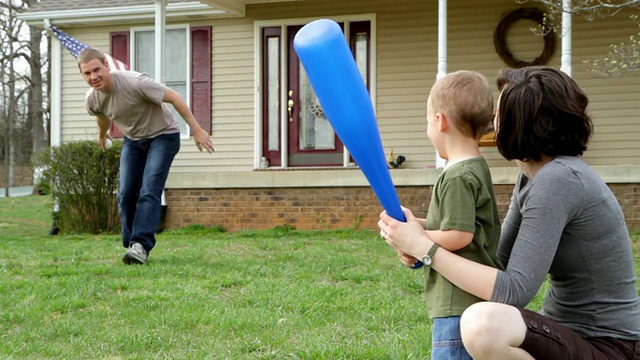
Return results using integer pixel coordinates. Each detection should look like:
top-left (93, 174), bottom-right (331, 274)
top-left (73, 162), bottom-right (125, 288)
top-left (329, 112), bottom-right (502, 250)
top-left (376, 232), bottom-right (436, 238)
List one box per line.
top-left (380, 168), bottom-right (577, 307)
top-left (380, 208), bottom-right (498, 300)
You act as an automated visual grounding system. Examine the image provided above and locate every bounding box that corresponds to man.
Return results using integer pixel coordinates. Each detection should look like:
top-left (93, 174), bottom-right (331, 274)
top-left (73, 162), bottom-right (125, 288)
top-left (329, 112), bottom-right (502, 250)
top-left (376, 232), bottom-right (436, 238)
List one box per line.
top-left (78, 48), bottom-right (214, 265)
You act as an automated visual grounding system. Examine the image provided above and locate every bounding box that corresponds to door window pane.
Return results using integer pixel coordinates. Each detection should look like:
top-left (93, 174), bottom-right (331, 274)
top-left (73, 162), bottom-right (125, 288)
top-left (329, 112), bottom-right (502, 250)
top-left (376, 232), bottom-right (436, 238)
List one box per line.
top-left (267, 37), bottom-right (280, 151)
top-left (355, 33), bottom-right (368, 85)
top-left (298, 65), bottom-right (335, 150)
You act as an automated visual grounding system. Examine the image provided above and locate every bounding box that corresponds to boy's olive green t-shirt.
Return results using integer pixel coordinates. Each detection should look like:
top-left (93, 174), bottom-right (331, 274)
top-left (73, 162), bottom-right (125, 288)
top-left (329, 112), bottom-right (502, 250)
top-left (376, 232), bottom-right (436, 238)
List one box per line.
top-left (425, 157), bottom-right (503, 318)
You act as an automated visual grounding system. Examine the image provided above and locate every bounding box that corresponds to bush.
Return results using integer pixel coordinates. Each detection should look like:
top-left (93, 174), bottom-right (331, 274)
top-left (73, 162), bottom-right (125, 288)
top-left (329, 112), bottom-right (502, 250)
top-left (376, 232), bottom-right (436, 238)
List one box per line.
top-left (34, 140), bottom-right (121, 234)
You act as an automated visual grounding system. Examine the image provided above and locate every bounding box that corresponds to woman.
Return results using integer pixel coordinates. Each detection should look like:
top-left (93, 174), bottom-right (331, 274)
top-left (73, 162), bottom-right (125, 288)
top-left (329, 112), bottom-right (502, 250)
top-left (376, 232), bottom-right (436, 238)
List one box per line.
top-left (379, 66), bottom-right (640, 359)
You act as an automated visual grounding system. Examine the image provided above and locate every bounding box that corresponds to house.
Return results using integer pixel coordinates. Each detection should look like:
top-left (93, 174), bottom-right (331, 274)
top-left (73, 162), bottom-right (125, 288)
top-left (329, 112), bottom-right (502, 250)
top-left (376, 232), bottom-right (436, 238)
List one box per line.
top-left (19, 0), bottom-right (640, 231)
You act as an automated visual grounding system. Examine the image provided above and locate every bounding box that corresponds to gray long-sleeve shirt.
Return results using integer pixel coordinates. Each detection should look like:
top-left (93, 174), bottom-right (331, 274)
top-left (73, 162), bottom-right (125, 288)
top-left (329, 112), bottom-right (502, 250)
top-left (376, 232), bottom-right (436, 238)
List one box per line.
top-left (492, 156), bottom-right (640, 339)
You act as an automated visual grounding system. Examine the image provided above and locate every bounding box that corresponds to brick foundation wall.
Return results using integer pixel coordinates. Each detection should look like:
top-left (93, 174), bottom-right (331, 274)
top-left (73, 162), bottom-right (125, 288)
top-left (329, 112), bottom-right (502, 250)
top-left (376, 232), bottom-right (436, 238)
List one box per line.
top-left (164, 184), bottom-right (515, 232)
top-left (165, 184), bottom-right (640, 232)
top-left (609, 184), bottom-right (640, 230)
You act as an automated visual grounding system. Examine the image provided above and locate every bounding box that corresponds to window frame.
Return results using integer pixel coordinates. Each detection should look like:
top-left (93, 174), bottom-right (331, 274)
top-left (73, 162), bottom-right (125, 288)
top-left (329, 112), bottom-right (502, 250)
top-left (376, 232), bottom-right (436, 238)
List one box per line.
top-left (254, 14), bottom-right (377, 169)
top-left (130, 24), bottom-right (192, 140)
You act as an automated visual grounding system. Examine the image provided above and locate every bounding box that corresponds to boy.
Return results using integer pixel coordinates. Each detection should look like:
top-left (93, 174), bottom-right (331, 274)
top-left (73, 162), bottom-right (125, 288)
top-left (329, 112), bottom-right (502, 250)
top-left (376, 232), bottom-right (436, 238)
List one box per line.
top-left (416, 71), bottom-right (504, 359)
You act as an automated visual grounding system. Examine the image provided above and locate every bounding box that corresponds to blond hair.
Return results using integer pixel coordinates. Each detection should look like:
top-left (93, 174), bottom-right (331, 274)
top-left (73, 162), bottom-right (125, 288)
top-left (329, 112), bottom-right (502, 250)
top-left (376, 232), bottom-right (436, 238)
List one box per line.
top-left (428, 70), bottom-right (494, 139)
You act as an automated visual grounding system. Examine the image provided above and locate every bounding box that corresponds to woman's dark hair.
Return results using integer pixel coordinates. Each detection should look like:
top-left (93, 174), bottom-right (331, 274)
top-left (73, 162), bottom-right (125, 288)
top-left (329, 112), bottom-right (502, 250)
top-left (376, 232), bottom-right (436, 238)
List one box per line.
top-left (495, 66), bottom-right (593, 162)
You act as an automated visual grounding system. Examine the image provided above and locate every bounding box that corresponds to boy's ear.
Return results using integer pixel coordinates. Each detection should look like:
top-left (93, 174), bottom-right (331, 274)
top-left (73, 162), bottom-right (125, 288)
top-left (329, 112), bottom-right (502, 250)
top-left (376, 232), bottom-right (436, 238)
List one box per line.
top-left (435, 112), bottom-right (448, 132)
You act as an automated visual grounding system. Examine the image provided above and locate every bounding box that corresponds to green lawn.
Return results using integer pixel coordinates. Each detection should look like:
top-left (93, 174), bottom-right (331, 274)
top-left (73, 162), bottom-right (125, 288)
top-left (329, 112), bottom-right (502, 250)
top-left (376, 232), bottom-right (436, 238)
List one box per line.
top-left (0, 195), bottom-right (638, 359)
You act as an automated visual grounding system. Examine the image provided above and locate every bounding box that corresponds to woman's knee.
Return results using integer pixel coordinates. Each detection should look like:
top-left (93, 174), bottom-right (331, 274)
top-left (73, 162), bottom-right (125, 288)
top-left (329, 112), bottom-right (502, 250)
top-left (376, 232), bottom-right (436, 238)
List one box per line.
top-left (461, 302), bottom-right (527, 353)
top-left (461, 303), bottom-right (510, 346)
top-left (460, 302), bottom-right (498, 339)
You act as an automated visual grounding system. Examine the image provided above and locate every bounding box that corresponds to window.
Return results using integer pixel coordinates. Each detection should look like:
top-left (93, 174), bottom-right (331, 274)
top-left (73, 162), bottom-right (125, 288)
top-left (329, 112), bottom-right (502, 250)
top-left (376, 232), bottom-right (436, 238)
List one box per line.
top-left (133, 26), bottom-right (189, 137)
top-left (109, 26), bottom-right (212, 139)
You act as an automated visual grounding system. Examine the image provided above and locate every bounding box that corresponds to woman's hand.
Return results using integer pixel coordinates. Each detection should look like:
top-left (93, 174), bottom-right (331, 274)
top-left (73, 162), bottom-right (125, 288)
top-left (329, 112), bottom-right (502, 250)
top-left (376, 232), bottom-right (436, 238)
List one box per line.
top-left (378, 207), bottom-right (433, 261)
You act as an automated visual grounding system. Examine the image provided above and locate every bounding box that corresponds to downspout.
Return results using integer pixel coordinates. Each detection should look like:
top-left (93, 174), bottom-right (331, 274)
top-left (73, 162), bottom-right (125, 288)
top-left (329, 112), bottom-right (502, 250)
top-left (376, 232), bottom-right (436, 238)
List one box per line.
top-left (435, 0), bottom-right (448, 169)
top-left (560, 0), bottom-right (572, 76)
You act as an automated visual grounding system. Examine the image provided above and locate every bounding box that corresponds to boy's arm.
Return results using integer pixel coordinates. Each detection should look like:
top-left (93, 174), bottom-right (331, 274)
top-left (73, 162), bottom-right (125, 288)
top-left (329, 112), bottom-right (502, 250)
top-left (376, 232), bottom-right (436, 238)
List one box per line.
top-left (426, 229), bottom-right (474, 252)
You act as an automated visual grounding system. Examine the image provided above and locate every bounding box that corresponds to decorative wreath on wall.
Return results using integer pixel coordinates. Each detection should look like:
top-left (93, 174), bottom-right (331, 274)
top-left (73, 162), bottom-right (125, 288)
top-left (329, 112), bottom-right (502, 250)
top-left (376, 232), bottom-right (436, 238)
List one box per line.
top-left (493, 7), bottom-right (556, 68)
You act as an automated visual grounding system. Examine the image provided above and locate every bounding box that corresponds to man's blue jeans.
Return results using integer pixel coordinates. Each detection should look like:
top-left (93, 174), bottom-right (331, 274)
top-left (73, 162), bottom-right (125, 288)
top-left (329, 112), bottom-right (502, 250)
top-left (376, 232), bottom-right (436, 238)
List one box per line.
top-left (119, 133), bottom-right (180, 253)
top-left (431, 316), bottom-right (472, 360)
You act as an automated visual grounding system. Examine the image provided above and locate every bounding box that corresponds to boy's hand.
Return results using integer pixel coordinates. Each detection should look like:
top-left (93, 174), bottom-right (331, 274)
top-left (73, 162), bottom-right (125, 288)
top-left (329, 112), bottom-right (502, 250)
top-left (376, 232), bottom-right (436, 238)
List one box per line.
top-left (396, 248), bottom-right (420, 268)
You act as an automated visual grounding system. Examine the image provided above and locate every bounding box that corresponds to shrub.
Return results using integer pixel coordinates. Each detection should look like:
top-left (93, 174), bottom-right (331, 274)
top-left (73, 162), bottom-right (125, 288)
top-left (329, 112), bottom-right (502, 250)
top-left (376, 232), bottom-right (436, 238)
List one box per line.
top-left (34, 140), bottom-right (121, 234)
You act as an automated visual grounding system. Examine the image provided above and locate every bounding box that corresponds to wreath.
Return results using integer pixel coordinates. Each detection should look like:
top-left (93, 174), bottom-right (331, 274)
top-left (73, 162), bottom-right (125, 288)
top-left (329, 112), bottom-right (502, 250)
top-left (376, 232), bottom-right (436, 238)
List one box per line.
top-left (493, 7), bottom-right (556, 68)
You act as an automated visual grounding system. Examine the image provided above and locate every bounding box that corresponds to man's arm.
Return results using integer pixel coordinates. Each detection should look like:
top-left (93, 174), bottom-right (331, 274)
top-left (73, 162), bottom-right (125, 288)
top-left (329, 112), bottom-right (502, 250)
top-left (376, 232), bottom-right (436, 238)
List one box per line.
top-left (96, 114), bottom-right (111, 149)
top-left (163, 88), bottom-right (214, 153)
top-left (96, 114), bottom-right (110, 137)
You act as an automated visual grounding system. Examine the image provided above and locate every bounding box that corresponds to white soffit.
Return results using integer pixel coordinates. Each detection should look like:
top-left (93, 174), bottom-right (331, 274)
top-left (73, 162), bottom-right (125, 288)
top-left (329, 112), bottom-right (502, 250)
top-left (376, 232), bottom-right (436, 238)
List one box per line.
top-left (18, 2), bottom-right (240, 26)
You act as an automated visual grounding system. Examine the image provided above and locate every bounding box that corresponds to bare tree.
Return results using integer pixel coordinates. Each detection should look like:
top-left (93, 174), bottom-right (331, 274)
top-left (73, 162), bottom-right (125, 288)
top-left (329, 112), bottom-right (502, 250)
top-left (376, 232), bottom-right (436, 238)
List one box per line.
top-left (24, 0), bottom-right (48, 160)
top-left (519, 0), bottom-right (640, 19)
top-left (517, 0), bottom-right (640, 76)
top-left (0, 1), bottom-right (21, 194)
top-left (0, 0), bottom-right (47, 193)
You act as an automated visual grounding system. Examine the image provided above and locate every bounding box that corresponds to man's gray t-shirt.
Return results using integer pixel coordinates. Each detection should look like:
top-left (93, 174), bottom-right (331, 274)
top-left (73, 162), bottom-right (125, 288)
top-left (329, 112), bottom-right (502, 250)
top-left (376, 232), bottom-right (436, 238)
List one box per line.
top-left (85, 71), bottom-right (179, 140)
top-left (492, 156), bottom-right (640, 340)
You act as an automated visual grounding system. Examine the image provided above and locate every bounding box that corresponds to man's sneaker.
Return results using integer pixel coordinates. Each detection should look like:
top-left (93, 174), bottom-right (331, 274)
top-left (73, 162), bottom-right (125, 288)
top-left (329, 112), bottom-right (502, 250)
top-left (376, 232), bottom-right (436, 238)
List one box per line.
top-left (123, 243), bottom-right (148, 265)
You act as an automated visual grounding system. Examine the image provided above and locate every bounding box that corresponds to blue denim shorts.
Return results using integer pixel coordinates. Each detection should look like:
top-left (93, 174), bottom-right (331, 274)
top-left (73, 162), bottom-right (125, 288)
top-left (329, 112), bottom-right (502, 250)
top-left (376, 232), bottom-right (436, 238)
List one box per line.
top-left (431, 316), bottom-right (472, 360)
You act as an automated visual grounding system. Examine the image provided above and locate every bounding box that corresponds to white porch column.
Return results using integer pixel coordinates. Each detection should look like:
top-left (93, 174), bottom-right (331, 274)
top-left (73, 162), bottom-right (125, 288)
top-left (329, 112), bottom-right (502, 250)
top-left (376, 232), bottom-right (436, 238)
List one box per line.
top-left (155, 0), bottom-right (168, 209)
top-left (154, 0), bottom-right (167, 82)
top-left (45, 19), bottom-right (62, 148)
top-left (435, 0), bottom-right (448, 169)
top-left (560, 0), bottom-right (572, 76)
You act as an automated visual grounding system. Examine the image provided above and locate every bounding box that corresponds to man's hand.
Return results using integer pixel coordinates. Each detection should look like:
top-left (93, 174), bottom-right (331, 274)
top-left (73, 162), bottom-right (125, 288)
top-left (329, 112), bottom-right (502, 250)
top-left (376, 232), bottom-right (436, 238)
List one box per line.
top-left (193, 127), bottom-right (214, 153)
top-left (98, 133), bottom-right (113, 150)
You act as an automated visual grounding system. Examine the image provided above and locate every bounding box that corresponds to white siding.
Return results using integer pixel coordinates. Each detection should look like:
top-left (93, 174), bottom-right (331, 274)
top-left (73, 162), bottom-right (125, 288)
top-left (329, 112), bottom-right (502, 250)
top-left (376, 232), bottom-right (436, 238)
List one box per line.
top-left (183, 20), bottom-right (256, 173)
top-left (57, 0), bottom-right (640, 185)
top-left (571, 10), bottom-right (640, 166)
top-left (60, 29), bottom-right (110, 140)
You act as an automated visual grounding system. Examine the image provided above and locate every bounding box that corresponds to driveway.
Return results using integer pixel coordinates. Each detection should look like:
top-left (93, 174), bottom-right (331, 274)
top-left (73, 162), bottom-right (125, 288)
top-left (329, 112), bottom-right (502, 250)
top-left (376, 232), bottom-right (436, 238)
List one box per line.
top-left (0, 186), bottom-right (35, 198)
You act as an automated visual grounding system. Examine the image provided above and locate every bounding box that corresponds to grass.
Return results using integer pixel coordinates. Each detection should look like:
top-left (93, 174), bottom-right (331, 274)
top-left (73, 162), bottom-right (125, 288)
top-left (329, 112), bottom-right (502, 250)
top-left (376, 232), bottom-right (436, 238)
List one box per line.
top-left (0, 196), bottom-right (429, 359)
top-left (0, 195), bottom-right (638, 359)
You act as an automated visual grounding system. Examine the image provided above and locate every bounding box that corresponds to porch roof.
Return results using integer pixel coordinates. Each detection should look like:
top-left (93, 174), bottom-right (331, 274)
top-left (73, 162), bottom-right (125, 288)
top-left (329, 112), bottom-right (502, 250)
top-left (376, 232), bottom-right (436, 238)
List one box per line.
top-left (19, 0), bottom-right (300, 25)
top-left (27, 0), bottom-right (197, 12)
top-left (18, 0), bottom-right (245, 26)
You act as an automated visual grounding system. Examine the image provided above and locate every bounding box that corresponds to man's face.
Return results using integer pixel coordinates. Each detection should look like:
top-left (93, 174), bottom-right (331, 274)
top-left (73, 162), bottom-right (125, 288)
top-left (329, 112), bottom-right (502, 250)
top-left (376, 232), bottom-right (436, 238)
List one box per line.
top-left (79, 58), bottom-right (112, 92)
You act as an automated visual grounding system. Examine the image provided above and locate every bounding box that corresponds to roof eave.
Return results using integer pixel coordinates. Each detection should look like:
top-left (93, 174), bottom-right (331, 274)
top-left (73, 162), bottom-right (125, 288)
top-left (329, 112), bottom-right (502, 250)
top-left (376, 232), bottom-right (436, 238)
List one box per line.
top-left (17, 2), bottom-right (243, 27)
